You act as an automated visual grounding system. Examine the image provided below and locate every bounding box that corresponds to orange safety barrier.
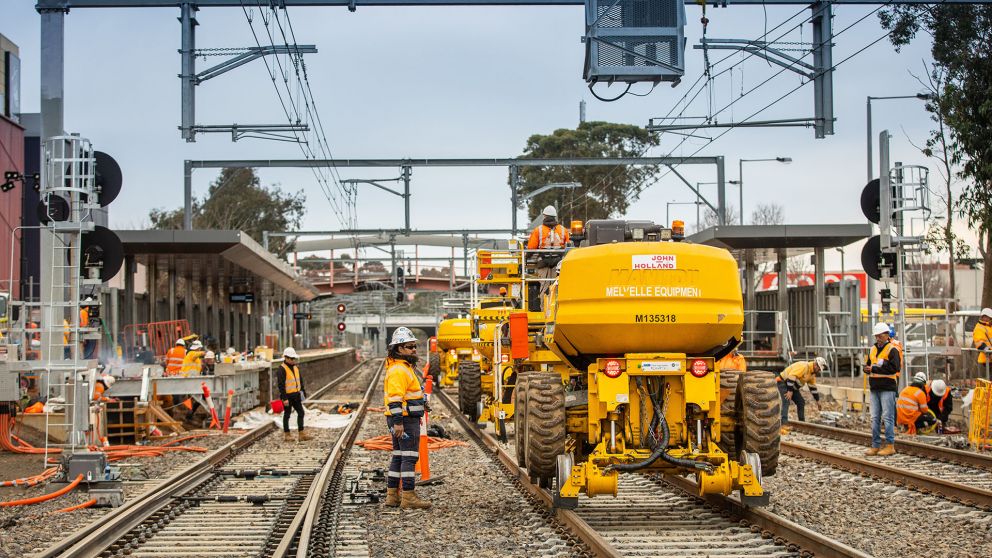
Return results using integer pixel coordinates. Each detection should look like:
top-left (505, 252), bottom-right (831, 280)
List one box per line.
top-left (0, 474), bottom-right (83, 507)
top-left (57, 498), bottom-right (97, 513)
top-left (123, 319), bottom-right (192, 360)
top-left (415, 377), bottom-right (433, 480)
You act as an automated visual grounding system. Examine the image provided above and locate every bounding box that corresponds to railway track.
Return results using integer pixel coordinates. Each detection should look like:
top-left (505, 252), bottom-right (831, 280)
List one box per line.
top-left (433, 387), bottom-right (868, 558)
top-left (36, 359), bottom-right (383, 558)
top-left (781, 422), bottom-right (992, 510)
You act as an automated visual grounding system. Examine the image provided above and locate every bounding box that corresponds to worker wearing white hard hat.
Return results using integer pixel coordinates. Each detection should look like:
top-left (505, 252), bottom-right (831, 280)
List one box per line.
top-left (925, 378), bottom-right (953, 425)
top-left (527, 205), bottom-right (570, 250)
top-left (165, 339), bottom-right (187, 376)
top-left (526, 205), bottom-right (570, 314)
top-left (92, 374), bottom-right (116, 402)
top-left (278, 347), bottom-right (310, 442)
top-left (864, 322), bottom-right (902, 456)
top-left (382, 327), bottom-right (430, 509)
top-left (974, 308), bottom-right (992, 370)
top-left (776, 356), bottom-right (827, 432)
top-left (897, 372), bottom-right (937, 435)
top-left (181, 341), bottom-right (206, 377)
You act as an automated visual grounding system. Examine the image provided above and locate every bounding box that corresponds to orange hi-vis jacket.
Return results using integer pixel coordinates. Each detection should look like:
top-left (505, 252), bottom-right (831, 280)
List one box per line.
top-left (897, 385), bottom-right (929, 427)
top-left (527, 223), bottom-right (570, 250)
top-left (974, 322), bottom-right (992, 364)
top-left (383, 357), bottom-right (425, 418)
top-left (165, 346), bottom-right (186, 376)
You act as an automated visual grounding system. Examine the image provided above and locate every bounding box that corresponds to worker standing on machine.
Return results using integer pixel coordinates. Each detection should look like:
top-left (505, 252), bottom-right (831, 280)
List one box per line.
top-left (864, 322), bottom-right (901, 457)
top-left (974, 308), bottom-right (992, 376)
top-left (383, 327), bottom-right (431, 510)
top-left (526, 206), bottom-right (570, 312)
top-left (165, 339), bottom-right (186, 376)
top-left (776, 357), bottom-right (825, 433)
top-left (925, 378), bottom-right (953, 426)
top-left (278, 347), bottom-right (311, 442)
top-left (897, 372), bottom-right (937, 435)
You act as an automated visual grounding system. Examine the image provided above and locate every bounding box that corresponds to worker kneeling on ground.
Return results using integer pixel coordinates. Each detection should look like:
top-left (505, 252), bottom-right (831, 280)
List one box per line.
top-left (898, 372), bottom-right (938, 435)
top-left (383, 327), bottom-right (431, 510)
top-left (279, 347), bottom-right (311, 442)
top-left (777, 356), bottom-right (825, 433)
top-left (926, 378), bottom-right (952, 427)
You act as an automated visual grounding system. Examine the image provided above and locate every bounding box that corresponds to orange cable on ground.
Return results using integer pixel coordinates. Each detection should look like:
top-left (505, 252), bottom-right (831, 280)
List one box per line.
top-left (1, 467), bottom-right (59, 488)
top-left (1, 414), bottom-right (61, 454)
top-left (56, 498), bottom-right (96, 513)
top-left (356, 435), bottom-right (467, 451)
top-left (0, 474), bottom-right (83, 507)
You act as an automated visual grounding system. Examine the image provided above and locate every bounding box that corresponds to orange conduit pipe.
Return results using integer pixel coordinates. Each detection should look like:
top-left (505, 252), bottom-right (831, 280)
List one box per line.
top-left (0, 414), bottom-right (62, 455)
top-left (57, 498), bottom-right (97, 513)
top-left (0, 474), bottom-right (83, 507)
top-left (1, 467), bottom-right (59, 488)
top-left (356, 435), bottom-right (468, 451)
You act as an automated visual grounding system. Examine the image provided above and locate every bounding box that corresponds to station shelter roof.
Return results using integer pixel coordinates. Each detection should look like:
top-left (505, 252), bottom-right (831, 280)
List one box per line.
top-left (687, 224), bottom-right (873, 262)
top-left (119, 230), bottom-right (318, 301)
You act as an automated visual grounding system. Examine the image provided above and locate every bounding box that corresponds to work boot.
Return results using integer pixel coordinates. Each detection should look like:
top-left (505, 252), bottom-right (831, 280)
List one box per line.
top-left (298, 430), bottom-right (313, 442)
top-left (877, 444), bottom-right (896, 456)
top-left (283, 431), bottom-right (294, 442)
top-left (864, 446), bottom-right (880, 456)
top-left (384, 487), bottom-right (400, 508)
top-left (400, 489), bottom-right (431, 509)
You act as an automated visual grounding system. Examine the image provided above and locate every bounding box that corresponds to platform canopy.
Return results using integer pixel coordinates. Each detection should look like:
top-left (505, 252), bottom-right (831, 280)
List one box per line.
top-left (119, 230), bottom-right (318, 300)
top-left (295, 234), bottom-right (509, 252)
top-left (687, 224), bottom-right (873, 261)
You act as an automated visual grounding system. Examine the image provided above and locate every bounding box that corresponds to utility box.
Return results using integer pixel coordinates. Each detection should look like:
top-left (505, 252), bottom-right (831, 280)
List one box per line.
top-left (0, 370), bottom-right (19, 401)
top-left (584, 0), bottom-right (686, 85)
top-left (65, 450), bottom-right (108, 482)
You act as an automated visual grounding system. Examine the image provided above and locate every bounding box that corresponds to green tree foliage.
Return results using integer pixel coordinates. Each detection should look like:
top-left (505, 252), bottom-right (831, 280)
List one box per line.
top-left (879, 5), bottom-right (992, 306)
top-left (517, 121), bottom-right (660, 224)
top-left (149, 168), bottom-right (306, 259)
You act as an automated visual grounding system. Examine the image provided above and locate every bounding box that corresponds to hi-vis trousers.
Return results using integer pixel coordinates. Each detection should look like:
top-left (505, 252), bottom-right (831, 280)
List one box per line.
top-left (386, 415), bottom-right (420, 490)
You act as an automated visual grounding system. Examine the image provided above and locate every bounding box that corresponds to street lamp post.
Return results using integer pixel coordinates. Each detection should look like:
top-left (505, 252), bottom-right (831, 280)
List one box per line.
top-left (737, 157), bottom-right (792, 225)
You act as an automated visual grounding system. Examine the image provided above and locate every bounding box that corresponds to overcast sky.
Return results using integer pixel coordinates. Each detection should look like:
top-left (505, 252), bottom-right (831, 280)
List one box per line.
top-left (4, 2), bottom-right (969, 269)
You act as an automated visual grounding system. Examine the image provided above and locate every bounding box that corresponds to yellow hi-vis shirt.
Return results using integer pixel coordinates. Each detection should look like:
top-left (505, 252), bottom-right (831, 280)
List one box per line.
top-left (180, 351), bottom-right (204, 376)
top-left (383, 357), bottom-right (425, 417)
top-left (974, 322), bottom-right (992, 364)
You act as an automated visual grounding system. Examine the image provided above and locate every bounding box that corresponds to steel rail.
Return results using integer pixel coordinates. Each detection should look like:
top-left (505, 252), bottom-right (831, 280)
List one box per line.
top-left (436, 386), bottom-right (869, 558)
top-left (36, 422), bottom-right (275, 558)
top-left (273, 358), bottom-right (385, 557)
top-left (781, 441), bottom-right (992, 510)
top-left (433, 387), bottom-right (620, 558)
top-left (785, 421), bottom-right (992, 470)
top-left (662, 475), bottom-right (872, 558)
top-left (36, 358), bottom-right (371, 558)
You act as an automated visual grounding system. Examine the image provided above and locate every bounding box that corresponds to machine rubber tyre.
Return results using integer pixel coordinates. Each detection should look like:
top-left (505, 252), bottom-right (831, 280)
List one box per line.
top-left (738, 371), bottom-right (781, 477)
top-left (428, 352), bottom-right (441, 384)
top-left (514, 374), bottom-right (531, 468)
top-left (717, 369), bottom-right (742, 459)
top-left (525, 374), bottom-right (566, 485)
top-left (459, 361), bottom-right (482, 422)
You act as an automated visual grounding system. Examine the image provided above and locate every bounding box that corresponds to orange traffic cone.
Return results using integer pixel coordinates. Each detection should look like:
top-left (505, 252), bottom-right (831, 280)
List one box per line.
top-left (415, 376), bottom-right (432, 481)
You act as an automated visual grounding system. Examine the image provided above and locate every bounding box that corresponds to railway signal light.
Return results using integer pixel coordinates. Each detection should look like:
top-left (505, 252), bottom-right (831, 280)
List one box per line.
top-left (337, 322), bottom-right (346, 332)
top-left (336, 303), bottom-right (346, 314)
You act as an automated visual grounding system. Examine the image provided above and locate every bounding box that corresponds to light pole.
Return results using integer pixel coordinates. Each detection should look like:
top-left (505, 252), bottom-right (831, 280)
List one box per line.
top-left (866, 94), bottom-right (932, 181)
top-left (666, 201), bottom-right (701, 228)
top-left (738, 157), bottom-right (792, 225)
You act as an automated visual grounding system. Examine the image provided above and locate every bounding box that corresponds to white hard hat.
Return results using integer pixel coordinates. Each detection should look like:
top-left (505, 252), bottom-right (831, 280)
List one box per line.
top-left (205, 350), bottom-right (215, 360)
top-left (226, 347), bottom-right (236, 355)
top-left (389, 326), bottom-right (418, 347)
top-left (872, 323), bottom-right (891, 336)
top-left (176, 338), bottom-right (186, 347)
top-left (542, 205), bottom-right (557, 218)
top-left (982, 308), bottom-right (992, 319)
top-left (190, 340), bottom-right (202, 350)
top-left (283, 347), bottom-right (299, 359)
top-left (101, 375), bottom-right (116, 387)
top-left (814, 357), bottom-right (828, 371)
top-left (931, 379), bottom-right (948, 396)
top-left (913, 372), bottom-right (928, 384)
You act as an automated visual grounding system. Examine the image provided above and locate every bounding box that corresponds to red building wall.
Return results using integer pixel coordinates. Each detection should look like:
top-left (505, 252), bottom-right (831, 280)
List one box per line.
top-left (0, 114), bottom-right (24, 294)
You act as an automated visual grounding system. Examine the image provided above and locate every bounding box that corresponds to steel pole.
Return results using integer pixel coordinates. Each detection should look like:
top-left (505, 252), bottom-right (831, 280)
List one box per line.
top-left (738, 159), bottom-right (744, 225)
top-left (180, 2), bottom-right (197, 142)
top-left (716, 157), bottom-right (726, 226)
top-left (184, 160), bottom-right (193, 230)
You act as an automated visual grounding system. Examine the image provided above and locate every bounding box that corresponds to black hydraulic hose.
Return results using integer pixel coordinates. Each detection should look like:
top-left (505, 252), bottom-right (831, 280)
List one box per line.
top-left (607, 388), bottom-right (713, 474)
